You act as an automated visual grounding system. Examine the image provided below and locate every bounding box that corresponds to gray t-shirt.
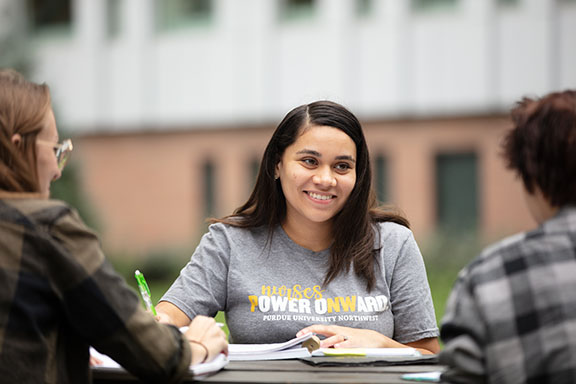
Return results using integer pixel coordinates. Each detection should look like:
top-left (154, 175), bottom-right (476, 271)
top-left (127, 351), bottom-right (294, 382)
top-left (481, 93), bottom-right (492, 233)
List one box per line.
top-left (161, 222), bottom-right (439, 344)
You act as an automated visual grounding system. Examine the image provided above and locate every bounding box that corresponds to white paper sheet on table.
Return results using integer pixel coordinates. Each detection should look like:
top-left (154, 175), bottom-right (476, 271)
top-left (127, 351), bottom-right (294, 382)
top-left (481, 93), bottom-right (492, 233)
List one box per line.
top-left (401, 371), bottom-right (442, 382)
top-left (90, 347), bottom-right (228, 378)
top-left (311, 347), bottom-right (422, 357)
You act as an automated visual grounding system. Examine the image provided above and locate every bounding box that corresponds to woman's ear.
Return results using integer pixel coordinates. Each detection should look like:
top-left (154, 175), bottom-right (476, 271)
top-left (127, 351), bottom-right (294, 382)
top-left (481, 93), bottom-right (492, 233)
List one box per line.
top-left (11, 133), bottom-right (22, 146)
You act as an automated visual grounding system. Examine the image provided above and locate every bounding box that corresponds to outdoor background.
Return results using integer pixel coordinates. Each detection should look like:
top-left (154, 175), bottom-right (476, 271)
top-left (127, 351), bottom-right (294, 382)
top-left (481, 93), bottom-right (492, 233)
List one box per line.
top-left (2, 0), bottom-right (575, 329)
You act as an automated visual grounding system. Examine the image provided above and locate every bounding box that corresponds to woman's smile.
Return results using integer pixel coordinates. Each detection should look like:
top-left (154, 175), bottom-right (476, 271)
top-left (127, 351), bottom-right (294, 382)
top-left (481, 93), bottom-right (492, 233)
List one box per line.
top-left (276, 125), bottom-right (357, 228)
top-left (305, 191), bottom-right (336, 203)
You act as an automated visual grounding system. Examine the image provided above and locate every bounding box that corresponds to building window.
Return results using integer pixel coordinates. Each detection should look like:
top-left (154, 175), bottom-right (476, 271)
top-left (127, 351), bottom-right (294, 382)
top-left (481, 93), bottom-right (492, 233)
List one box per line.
top-left (497, 0), bottom-right (519, 7)
top-left (29, 0), bottom-right (72, 35)
top-left (356, 0), bottom-right (374, 19)
top-left (411, 0), bottom-right (458, 13)
top-left (374, 155), bottom-right (388, 204)
top-left (107, 0), bottom-right (121, 39)
top-left (156, 0), bottom-right (212, 32)
top-left (436, 153), bottom-right (478, 232)
top-left (279, 0), bottom-right (316, 22)
top-left (203, 160), bottom-right (215, 217)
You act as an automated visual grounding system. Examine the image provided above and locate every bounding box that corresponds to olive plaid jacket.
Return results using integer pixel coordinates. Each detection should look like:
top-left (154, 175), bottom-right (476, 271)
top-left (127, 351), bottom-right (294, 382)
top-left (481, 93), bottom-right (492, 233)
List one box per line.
top-left (440, 206), bottom-right (576, 384)
top-left (0, 193), bottom-right (191, 384)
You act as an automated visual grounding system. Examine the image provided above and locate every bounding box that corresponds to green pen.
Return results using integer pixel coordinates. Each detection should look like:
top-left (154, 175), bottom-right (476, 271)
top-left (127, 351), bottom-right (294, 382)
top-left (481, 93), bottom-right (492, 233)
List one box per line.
top-left (135, 270), bottom-right (157, 316)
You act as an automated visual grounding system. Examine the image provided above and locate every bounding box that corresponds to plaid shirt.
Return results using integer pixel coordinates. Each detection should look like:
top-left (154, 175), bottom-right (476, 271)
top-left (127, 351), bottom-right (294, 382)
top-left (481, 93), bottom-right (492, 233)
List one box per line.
top-left (0, 193), bottom-right (191, 384)
top-left (440, 206), bottom-right (576, 384)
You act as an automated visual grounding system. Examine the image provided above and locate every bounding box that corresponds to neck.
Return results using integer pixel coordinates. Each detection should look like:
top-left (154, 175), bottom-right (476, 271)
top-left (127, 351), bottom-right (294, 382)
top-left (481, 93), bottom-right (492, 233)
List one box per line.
top-left (0, 190), bottom-right (45, 199)
top-left (282, 217), bottom-right (333, 252)
top-left (525, 187), bottom-right (559, 224)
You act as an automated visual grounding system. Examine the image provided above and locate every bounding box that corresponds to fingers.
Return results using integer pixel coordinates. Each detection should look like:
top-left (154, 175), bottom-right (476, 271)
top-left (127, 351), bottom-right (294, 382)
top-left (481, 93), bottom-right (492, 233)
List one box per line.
top-left (155, 312), bottom-right (173, 324)
top-left (185, 316), bottom-right (228, 364)
top-left (297, 324), bottom-right (340, 338)
top-left (297, 325), bottom-right (361, 348)
top-left (318, 334), bottom-right (351, 348)
top-left (89, 355), bottom-right (103, 367)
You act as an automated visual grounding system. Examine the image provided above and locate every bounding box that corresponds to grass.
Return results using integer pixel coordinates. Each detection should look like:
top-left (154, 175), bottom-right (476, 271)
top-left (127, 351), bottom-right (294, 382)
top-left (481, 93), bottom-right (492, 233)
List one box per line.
top-left (422, 232), bottom-right (484, 324)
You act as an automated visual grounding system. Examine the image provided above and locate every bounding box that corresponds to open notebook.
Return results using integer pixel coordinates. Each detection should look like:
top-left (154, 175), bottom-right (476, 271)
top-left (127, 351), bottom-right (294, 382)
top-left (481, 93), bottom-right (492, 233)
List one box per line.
top-left (227, 333), bottom-right (422, 361)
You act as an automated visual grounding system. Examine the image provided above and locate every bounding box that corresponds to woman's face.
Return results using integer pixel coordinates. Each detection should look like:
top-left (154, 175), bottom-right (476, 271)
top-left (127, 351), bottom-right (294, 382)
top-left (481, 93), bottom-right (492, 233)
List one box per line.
top-left (275, 125), bottom-right (357, 228)
top-left (35, 108), bottom-right (62, 197)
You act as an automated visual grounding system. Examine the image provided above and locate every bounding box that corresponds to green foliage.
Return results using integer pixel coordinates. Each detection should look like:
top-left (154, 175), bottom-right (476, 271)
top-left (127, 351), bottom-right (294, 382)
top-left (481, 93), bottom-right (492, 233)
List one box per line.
top-left (50, 161), bottom-right (99, 231)
top-left (421, 231), bottom-right (484, 325)
top-left (110, 248), bottom-right (190, 284)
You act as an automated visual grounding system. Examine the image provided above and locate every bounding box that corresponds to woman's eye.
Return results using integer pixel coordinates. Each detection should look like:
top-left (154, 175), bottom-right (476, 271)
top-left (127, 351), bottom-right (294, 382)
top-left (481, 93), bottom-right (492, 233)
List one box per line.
top-left (302, 158), bottom-right (317, 166)
top-left (335, 163), bottom-right (352, 171)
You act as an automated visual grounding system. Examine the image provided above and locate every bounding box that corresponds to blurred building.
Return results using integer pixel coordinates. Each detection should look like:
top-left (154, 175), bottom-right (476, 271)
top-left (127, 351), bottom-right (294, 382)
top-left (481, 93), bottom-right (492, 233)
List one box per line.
top-left (2, 0), bottom-right (575, 255)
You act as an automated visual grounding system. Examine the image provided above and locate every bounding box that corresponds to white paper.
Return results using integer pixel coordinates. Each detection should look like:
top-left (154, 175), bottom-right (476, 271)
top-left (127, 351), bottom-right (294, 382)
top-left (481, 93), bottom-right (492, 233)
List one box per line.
top-left (90, 347), bottom-right (228, 377)
top-left (312, 347), bottom-right (422, 357)
top-left (401, 371), bottom-right (442, 382)
top-left (228, 333), bottom-right (314, 360)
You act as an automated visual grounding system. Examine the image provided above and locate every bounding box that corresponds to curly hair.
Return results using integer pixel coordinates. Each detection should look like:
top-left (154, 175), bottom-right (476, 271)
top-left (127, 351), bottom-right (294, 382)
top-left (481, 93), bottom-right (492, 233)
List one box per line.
top-left (502, 90), bottom-right (576, 206)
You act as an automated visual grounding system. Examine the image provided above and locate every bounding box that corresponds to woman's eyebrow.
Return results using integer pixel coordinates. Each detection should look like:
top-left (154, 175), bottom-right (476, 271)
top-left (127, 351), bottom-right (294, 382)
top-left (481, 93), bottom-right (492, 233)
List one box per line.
top-left (336, 155), bottom-right (356, 163)
top-left (296, 149), bottom-right (356, 163)
top-left (296, 149), bottom-right (321, 156)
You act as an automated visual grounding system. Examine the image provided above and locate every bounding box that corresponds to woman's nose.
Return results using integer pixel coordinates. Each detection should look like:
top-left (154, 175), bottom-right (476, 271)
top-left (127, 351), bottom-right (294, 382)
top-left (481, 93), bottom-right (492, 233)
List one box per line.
top-left (52, 168), bottom-right (62, 182)
top-left (312, 168), bottom-right (337, 187)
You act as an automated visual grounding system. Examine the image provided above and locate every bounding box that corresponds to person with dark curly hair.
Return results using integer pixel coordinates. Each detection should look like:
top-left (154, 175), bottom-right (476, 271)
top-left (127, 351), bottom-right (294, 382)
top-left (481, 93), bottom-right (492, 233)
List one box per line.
top-left (440, 90), bottom-right (576, 383)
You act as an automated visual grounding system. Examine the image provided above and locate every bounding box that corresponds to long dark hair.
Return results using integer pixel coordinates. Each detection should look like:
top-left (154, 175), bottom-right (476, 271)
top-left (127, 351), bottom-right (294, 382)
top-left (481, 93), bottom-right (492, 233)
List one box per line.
top-left (212, 100), bottom-right (408, 291)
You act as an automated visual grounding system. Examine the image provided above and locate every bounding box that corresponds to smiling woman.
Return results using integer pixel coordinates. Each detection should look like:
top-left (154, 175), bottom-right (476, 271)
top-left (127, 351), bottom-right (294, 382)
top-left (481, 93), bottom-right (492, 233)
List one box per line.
top-left (156, 100), bottom-right (440, 355)
top-left (275, 125), bottom-right (357, 251)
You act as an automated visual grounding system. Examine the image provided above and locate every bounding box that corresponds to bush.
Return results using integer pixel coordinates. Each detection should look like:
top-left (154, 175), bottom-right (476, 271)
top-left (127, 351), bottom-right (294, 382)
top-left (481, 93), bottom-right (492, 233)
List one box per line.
top-left (421, 231), bottom-right (484, 324)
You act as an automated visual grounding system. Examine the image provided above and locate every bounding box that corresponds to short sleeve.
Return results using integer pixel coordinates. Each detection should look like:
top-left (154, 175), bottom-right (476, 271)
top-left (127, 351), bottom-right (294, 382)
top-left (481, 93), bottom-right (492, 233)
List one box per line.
top-left (161, 223), bottom-right (231, 319)
top-left (384, 226), bottom-right (439, 343)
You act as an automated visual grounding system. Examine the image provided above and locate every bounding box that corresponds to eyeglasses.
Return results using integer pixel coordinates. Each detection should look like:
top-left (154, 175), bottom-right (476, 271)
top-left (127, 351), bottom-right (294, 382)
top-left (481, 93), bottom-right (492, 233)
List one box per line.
top-left (38, 139), bottom-right (73, 170)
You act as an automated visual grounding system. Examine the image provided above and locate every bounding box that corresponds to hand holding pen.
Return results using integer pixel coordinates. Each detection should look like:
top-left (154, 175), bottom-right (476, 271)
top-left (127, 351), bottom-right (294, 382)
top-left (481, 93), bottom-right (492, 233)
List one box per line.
top-left (185, 316), bottom-right (229, 365)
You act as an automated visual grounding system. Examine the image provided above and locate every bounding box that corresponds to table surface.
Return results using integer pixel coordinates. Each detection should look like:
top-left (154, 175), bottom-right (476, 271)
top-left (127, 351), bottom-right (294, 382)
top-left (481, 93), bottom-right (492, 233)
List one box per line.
top-left (93, 356), bottom-right (445, 384)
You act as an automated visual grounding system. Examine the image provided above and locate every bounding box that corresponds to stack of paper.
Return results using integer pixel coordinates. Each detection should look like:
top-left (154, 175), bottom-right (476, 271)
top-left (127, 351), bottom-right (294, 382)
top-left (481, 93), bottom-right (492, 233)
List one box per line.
top-left (228, 333), bottom-right (316, 361)
top-left (227, 333), bottom-right (423, 361)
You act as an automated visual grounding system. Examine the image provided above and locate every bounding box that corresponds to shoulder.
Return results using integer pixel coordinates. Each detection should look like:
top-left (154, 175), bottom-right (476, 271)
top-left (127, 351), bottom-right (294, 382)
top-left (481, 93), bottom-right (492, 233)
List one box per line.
top-left (373, 222), bottom-right (423, 270)
top-left (1, 198), bottom-right (104, 270)
top-left (204, 222), bottom-right (268, 247)
top-left (458, 231), bottom-right (528, 286)
top-left (1, 197), bottom-right (78, 228)
top-left (374, 221), bottom-right (414, 246)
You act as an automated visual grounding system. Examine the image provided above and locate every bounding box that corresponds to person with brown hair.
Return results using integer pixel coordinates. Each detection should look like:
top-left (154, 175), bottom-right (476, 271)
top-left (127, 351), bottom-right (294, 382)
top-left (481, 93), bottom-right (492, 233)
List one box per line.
top-left (0, 69), bottom-right (227, 383)
top-left (440, 90), bottom-right (576, 383)
top-left (157, 100), bottom-right (440, 354)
